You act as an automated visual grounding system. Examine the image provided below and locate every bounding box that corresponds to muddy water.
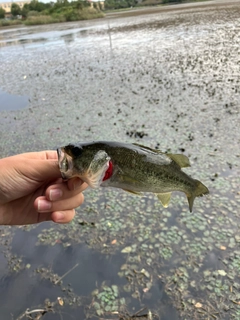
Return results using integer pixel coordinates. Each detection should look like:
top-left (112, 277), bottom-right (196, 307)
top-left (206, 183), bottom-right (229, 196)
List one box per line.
top-left (0, 2), bottom-right (240, 320)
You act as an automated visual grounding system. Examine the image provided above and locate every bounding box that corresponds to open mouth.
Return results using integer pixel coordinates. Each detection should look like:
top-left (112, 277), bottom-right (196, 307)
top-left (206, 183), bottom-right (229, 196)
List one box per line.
top-left (57, 148), bottom-right (74, 180)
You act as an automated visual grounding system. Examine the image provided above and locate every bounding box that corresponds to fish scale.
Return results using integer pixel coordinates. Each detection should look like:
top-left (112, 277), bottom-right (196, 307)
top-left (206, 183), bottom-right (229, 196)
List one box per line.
top-left (58, 141), bottom-right (209, 212)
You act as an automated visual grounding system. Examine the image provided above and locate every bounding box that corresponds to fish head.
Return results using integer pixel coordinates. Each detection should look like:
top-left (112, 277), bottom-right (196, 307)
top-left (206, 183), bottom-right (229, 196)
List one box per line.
top-left (57, 143), bottom-right (112, 188)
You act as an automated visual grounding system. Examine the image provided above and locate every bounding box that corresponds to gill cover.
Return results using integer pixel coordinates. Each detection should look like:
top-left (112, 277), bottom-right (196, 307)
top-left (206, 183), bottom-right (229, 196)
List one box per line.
top-left (86, 150), bottom-right (111, 188)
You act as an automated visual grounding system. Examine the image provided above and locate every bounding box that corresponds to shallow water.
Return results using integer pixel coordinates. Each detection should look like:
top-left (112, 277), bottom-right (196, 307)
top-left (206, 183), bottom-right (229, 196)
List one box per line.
top-left (0, 2), bottom-right (240, 319)
top-left (0, 88), bottom-right (29, 111)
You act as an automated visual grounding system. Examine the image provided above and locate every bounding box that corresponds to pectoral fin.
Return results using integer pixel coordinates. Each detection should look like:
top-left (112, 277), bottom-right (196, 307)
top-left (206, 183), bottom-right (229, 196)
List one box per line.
top-left (156, 193), bottom-right (171, 208)
top-left (167, 154), bottom-right (191, 168)
top-left (118, 173), bottom-right (146, 187)
top-left (123, 189), bottom-right (143, 196)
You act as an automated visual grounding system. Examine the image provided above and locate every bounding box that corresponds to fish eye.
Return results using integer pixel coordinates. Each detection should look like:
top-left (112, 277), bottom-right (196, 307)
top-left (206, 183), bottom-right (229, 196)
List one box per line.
top-left (62, 158), bottom-right (68, 171)
top-left (71, 146), bottom-right (83, 157)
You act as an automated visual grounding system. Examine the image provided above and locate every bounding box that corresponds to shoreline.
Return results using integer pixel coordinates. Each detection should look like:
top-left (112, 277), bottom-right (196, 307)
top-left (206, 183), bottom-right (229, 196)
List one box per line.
top-left (1, 0), bottom-right (240, 29)
top-left (105, 0), bottom-right (240, 18)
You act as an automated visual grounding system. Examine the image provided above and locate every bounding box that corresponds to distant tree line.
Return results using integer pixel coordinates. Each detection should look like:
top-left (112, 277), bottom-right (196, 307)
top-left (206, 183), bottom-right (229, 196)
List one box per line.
top-left (162, 0), bottom-right (182, 3)
top-left (6, 0), bottom-right (92, 18)
top-left (104, 0), bottom-right (138, 10)
top-left (0, 7), bottom-right (6, 18)
top-left (0, 0), bottom-right (193, 20)
top-left (0, 0), bottom-right (105, 25)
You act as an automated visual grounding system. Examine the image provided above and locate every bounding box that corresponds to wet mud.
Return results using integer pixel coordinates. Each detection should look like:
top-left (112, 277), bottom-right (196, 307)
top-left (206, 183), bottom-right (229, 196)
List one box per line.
top-left (0, 1), bottom-right (240, 319)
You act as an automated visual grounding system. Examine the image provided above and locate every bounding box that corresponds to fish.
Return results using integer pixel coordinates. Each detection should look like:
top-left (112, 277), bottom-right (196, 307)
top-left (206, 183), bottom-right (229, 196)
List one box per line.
top-left (57, 141), bottom-right (209, 212)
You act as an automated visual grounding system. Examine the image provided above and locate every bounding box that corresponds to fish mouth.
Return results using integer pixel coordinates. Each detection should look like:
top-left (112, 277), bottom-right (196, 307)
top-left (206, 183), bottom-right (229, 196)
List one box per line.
top-left (57, 148), bottom-right (113, 188)
top-left (57, 148), bottom-right (74, 180)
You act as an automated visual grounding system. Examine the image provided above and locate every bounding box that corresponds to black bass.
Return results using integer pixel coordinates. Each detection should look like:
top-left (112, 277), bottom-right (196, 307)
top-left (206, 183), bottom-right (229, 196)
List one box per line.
top-left (57, 141), bottom-right (209, 212)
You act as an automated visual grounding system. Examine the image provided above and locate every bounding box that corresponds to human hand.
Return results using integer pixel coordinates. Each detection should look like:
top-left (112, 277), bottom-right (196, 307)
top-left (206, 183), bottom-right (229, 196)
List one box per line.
top-left (0, 151), bottom-right (88, 225)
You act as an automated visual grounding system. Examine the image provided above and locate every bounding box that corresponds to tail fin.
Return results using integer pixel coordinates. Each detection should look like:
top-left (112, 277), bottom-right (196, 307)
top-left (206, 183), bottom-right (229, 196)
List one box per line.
top-left (187, 179), bottom-right (209, 212)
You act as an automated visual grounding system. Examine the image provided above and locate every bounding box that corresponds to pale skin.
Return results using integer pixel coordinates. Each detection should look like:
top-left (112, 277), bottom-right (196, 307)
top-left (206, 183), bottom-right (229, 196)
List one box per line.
top-left (0, 151), bottom-right (88, 225)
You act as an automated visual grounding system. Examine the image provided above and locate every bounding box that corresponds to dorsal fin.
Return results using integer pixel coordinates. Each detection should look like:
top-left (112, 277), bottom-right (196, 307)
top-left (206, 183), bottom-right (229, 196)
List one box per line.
top-left (132, 143), bottom-right (191, 168)
top-left (133, 143), bottom-right (163, 154)
top-left (167, 154), bottom-right (191, 168)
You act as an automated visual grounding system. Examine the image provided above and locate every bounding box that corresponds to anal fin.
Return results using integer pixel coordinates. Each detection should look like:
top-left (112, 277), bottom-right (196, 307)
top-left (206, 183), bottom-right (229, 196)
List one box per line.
top-left (156, 193), bottom-right (171, 208)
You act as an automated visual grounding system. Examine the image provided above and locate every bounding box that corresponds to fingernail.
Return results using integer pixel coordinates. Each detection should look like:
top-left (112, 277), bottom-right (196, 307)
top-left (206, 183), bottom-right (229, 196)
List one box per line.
top-left (38, 200), bottom-right (52, 212)
top-left (55, 212), bottom-right (65, 222)
top-left (50, 189), bottom-right (63, 201)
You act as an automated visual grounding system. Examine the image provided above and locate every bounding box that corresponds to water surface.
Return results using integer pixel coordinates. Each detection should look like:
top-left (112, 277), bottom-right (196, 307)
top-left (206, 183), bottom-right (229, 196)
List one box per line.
top-left (0, 2), bottom-right (240, 319)
top-left (0, 89), bottom-right (29, 111)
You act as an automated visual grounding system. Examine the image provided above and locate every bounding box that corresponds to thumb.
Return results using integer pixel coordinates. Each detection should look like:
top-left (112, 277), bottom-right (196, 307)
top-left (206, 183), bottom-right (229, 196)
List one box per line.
top-left (20, 151), bottom-right (62, 182)
top-left (28, 159), bottom-right (61, 182)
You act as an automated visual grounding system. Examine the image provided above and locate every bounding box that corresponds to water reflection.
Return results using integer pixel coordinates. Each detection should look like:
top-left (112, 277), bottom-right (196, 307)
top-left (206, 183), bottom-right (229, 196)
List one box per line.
top-left (4, 226), bottom-right (126, 319)
top-left (60, 33), bottom-right (75, 45)
top-left (4, 224), bottom-right (178, 320)
top-left (0, 23), bottom-right (107, 49)
top-left (0, 89), bottom-right (29, 111)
